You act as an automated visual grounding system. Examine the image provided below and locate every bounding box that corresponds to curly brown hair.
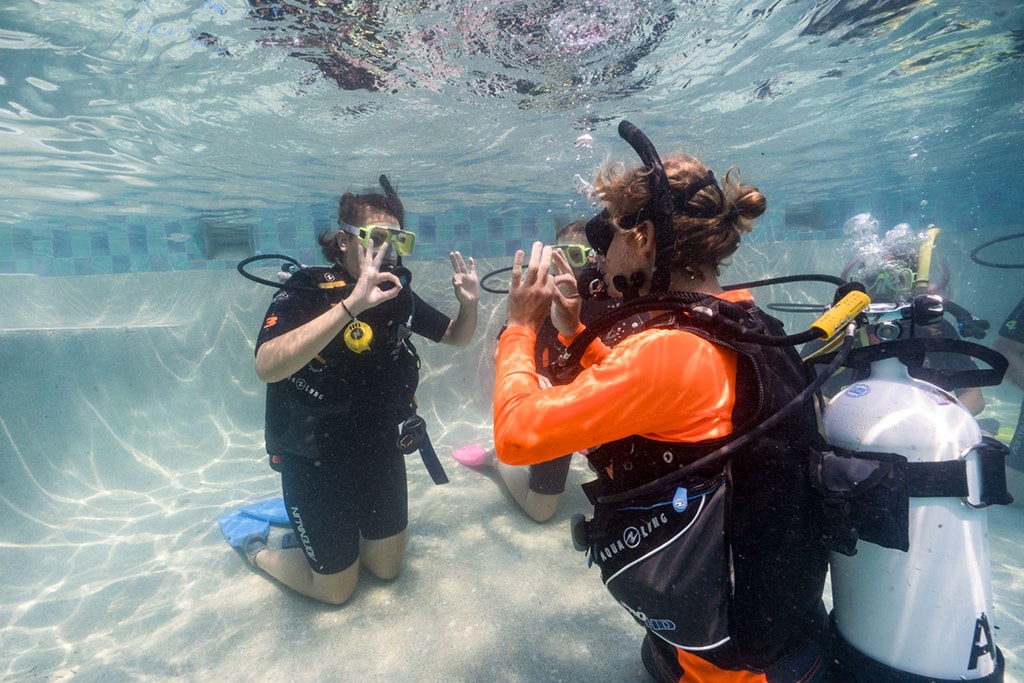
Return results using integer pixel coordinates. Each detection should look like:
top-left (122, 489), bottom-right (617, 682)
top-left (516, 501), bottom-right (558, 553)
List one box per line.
top-left (591, 153), bottom-right (765, 280)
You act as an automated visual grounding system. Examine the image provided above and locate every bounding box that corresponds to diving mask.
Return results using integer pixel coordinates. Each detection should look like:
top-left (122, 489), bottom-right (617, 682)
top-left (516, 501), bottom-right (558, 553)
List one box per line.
top-left (863, 267), bottom-right (915, 301)
top-left (584, 210), bottom-right (617, 256)
top-left (552, 243), bottom-right (593, 269)
top-left (339, 222), bottom-right (416, 257)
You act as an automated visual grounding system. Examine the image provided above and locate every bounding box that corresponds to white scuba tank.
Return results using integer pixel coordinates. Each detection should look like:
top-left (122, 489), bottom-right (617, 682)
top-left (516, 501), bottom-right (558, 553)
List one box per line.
top-left (822, 356), bottom-right (999, 679)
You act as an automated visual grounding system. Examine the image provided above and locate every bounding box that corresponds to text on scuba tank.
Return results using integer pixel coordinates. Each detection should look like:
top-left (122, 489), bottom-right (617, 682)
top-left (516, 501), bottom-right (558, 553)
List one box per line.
top-left (968, 612), bottom-right (996, 671)
top-left (598, 512), bottom-right (669, 562)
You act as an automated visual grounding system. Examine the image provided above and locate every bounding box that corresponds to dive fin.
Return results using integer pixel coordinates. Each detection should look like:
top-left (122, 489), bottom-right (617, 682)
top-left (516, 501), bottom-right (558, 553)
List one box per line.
top-left (237, 497), bottom-right (290, 525)
top-left (218, 510), bottom-right (271, 548)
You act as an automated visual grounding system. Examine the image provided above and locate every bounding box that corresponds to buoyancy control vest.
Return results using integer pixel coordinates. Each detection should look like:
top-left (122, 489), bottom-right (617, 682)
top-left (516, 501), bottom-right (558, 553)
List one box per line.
top-left (570, 296), bottom-right (830, 671)
top-left (263, 265), bottom-right (421, 461)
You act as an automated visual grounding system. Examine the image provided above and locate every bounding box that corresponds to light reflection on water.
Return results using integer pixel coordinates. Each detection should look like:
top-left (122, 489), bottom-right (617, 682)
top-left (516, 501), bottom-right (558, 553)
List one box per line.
top-left (0, 1), bottom-right (1021, 224)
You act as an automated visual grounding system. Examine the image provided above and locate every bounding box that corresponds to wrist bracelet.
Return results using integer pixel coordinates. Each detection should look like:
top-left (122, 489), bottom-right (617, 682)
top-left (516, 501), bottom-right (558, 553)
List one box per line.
top-left (340, 299), bottom-right (356, 321)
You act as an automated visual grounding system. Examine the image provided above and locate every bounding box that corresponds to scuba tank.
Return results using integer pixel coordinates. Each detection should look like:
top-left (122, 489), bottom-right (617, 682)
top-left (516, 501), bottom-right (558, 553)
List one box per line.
top-left (816, 299), bottom-right (1012, 681)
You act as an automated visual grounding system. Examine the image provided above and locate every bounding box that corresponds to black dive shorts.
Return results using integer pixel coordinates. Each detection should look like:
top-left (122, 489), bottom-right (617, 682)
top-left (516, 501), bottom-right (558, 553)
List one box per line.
top-left (528, 454), bottom-right (573, 495)
top-left (278, 424), bottom-right (408, 575)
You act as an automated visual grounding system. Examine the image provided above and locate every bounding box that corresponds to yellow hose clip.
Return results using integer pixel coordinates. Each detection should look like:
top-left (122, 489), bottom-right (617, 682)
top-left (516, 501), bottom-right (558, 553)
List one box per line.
top-left (810, 290), bottom-right (871, 340)
top-left (343, 320), bottom-right (373, 354)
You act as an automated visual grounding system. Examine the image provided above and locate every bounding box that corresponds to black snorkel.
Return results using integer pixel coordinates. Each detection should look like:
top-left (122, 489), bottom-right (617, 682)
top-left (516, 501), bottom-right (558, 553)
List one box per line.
top-left (377, 173), bottom-right (407, 272)
top-left (617, 120), bottom-right (675, 295)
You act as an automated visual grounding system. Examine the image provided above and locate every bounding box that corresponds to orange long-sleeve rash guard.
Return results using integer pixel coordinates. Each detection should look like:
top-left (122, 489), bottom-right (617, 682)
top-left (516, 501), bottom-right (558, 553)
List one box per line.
top-left (493, 290), bottom-right (753, 466)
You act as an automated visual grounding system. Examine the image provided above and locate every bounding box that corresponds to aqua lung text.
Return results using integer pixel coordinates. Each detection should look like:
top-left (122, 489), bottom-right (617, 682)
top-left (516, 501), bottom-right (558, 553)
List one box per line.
top-left (620, 600), bottom-right (676, 632)
top-left (598, 511), bottom-right (669, 562)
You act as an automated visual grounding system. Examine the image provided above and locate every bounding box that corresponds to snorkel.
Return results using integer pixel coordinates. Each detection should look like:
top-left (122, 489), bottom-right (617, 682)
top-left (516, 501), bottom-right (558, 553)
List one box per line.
top-left (616, 120), bottom-right (675, 296)
top-left (911, 225), bottom-right (940, 296)
top-left (377, 173), bottom-right (404, 228)
top-left (375, 173), bottom-right (412, 287)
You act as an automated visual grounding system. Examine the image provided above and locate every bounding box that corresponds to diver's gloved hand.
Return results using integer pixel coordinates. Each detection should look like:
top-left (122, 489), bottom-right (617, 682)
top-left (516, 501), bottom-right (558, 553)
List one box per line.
top-left (957, 316), bottom-right (990, 340)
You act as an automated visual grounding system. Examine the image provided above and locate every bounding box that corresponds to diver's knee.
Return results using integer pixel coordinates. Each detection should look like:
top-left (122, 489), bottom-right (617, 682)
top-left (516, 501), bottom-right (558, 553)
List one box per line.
top-left (523, 492), bottom-right (561, 523)
top-left (311, 565), bottom-right (358, 605)
top-left (368, 562), bottom-right (403, 581)
top-left (360, 531), bottom-right (407, 579)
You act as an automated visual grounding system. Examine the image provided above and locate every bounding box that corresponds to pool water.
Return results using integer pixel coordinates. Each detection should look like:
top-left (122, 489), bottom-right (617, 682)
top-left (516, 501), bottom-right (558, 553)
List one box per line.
top-left (1, 1), bottom-right (1023, 680)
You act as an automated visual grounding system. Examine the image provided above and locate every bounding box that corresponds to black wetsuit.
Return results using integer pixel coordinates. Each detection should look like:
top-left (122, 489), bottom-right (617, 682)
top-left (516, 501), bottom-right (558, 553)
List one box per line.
top-left (256, 265), bottom-right (449, 573)
top-left (998, 296), bottom-right (1024, 462)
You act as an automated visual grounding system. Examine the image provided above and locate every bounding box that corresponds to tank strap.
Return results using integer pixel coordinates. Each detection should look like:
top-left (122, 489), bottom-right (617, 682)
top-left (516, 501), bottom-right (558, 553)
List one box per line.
top-left (907, 436), bottom-right (1013, 507)
top-left (906, 460), bottom-right (967, 497)
top-left (811, 336), bottom-right (1008, 390)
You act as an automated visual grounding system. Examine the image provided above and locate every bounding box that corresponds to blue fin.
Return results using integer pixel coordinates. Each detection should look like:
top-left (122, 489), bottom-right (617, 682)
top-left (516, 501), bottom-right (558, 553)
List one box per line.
top-left (218, 510), bottom-right (270, 548)
top-left (237, 497), bottom-right (289, 525)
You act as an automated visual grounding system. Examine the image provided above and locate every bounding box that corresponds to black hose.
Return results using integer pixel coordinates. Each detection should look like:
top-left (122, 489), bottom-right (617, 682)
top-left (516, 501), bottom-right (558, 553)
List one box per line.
top-left (767, 303), bottom-right (828, 314)
top-left (480, 265), bottom-right (514, 294)
top-left (598, 330), bottom-right (856, 504)
top-left (969, 232), bottom-right (1024, 269)
top-left (724, 273), bottom-right (847, 290)
top-left (237, 253), bottom-right (303, 289)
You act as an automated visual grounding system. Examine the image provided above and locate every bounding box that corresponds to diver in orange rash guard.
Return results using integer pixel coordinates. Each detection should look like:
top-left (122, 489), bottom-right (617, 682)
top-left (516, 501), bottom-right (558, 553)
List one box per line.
top-left (493, 123), bottom-right (830, 683)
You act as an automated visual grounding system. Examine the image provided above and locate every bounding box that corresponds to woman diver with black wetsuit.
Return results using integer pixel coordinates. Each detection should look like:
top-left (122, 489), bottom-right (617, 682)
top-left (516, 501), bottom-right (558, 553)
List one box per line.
top-left (242, 175), bottom-right (479, 605)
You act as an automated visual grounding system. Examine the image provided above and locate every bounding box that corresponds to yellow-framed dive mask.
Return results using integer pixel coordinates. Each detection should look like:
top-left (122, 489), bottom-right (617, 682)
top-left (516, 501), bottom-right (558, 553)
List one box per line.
top-left (340, 222), bottom-right (416, 257)
top-left (864, 267), bottom-right (915, 301)
top-left (552, 243), bottom-right (592, 269)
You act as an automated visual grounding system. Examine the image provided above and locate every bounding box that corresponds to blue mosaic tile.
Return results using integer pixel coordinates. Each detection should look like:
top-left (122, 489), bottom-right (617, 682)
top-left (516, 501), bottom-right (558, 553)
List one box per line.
top-left (109, 233), bottom-right (130, 256)
top-left (0, 199), bottom-right (806, 277)
top-left (150, 253), bottom-right (171, 272)
top-left (92, 232), bottom-right (111, 255)
top-left (92, 256), bottom-right (113, 274)
top-left (12, 229), bottom-right (32, 258)
top-left (418, 215), bottom-right (437, 242)
top-left (36, 260), bottom-right (54, 276)
top-left (435, 225), bottom-right (453, 243)
top-left (486, 217), bottom-right (503, 240)
top-left (169, 253), bottom-right (190, 270)
top-left (53, 230), bottom-right (72, 258)
top-left (165, 238), bottom-right (187, 254)
top-left (54, 258), bottom-right (75, 276)
top-left (519, 215), bottom-right (540, 240)
top-left (111, 254), bottom-right (131, 273)
top-left (129, 232), bottom-right (148, 255)
top-left (131, 254), bottom-right (151, 272)
top-left (71, 231), bottom-right (91, 259)
top-left (73, 257), bottom-right (94, 275)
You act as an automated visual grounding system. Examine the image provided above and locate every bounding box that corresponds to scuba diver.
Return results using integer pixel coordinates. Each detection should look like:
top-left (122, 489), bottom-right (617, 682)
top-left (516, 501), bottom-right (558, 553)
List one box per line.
top-left (493, 122), bottom-right (833, 681)
top-left (821, 217), bottom-right (988, 415)
top-left (994, 295), bottom-right (1024, 466)
top-left (237, 175), bottom-right (478, 605)
top-left (973, 229), bottom-right (1024, 467)
top-left (470, 220), bottom-right (620, 523)
top-left (493, 120), bottom-right (1013, 682)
